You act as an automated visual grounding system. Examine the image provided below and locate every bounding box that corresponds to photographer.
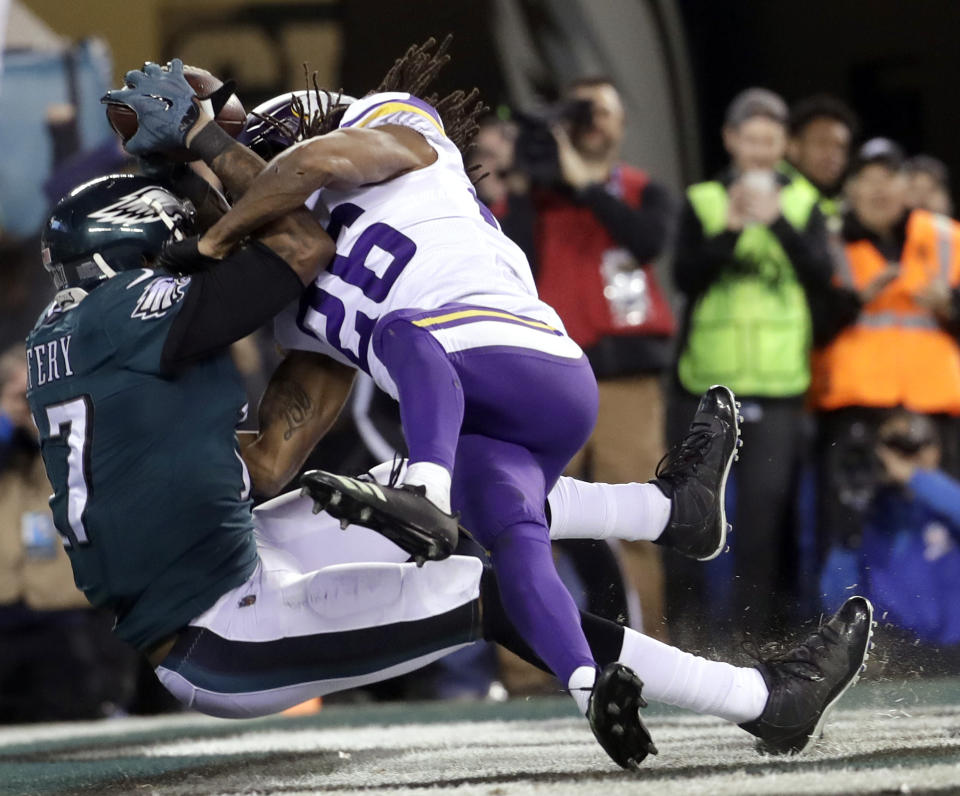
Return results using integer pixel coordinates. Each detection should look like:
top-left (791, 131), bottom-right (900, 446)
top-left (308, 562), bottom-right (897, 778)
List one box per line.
top-left (507, 76), bottom-right (676, 640)
top-left (669, 88), bottom-right (833, 641)
top-left (821, 412), bottom-right (960, 660)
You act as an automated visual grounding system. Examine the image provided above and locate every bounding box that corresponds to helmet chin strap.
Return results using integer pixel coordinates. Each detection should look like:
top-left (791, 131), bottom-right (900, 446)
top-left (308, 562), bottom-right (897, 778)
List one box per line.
top-left (144, 198), bottom-right (186, 241)
top-left (93, 252), bottom-right (117, 279)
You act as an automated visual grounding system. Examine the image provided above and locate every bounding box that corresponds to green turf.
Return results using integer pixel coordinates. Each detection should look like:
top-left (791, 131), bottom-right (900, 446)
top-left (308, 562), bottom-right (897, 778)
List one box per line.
top-left (2, 677), bottom-right (960, 796)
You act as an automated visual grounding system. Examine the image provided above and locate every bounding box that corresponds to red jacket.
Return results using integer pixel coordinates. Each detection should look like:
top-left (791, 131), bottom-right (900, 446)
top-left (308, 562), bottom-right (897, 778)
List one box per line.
top-left (533, 165), bottom-right (675, 349)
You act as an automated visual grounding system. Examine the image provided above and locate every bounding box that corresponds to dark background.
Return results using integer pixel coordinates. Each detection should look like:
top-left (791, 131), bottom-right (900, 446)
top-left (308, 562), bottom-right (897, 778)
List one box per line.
top-left (679, 0), bottom-right (960, 188)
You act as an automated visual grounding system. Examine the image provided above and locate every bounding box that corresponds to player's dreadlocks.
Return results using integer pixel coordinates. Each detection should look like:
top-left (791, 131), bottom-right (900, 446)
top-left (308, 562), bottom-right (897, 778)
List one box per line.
top-left (373, 35), bottom-right (486, 155)
top-left (251, 68), bottom-right (347, 149)
top-left (259, 35), bottom-right (486, 158)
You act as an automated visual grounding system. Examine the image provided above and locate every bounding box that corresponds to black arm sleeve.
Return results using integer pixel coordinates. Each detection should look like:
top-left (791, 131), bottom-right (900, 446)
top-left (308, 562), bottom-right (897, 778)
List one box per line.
top-left (577, 180), bottom-right (675, 263)
top-left (161, 240), bottom-right (304, 369)
top-left (769, 208), bottom-right (834, 289)
top-left (671, 197), bottom-right (739, 297)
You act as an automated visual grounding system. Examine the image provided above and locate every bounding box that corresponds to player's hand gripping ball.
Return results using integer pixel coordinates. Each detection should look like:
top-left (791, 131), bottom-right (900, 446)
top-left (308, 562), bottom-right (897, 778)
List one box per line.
top-left (102, 59), bottom-right (245, 160)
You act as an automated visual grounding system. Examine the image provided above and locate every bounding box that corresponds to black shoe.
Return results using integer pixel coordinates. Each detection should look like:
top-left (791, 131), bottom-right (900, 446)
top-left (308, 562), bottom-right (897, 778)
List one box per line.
top-left (299, 470), bottom-right (459, 566)
top-left (739, 596), bottom-right (874, 754)
top-left (587, 663), bottom-right (658, 771)
top-left (653, 384), bottom-right (741, 561)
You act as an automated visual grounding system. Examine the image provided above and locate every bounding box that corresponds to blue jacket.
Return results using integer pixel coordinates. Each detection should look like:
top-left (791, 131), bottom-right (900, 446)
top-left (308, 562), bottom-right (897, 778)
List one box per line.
top-left (821, 468), bottom-right (960, 645)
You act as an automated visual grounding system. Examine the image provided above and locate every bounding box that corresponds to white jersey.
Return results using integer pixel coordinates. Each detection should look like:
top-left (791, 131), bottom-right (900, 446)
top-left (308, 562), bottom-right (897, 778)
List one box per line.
top-left (275, 91), bottom-right (580, 398)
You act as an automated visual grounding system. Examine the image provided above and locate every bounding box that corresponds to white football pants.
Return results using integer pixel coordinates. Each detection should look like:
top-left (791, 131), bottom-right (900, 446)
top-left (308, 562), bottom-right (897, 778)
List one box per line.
top-left (155, 489), bottom-right (484, 718)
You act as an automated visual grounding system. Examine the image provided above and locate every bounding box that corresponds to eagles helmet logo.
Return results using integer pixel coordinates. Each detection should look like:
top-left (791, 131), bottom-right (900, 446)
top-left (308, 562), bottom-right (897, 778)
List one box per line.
top-left (88, 186), bottom-right (187, 227)
top-left (132, 275), bottom-right (191, 320)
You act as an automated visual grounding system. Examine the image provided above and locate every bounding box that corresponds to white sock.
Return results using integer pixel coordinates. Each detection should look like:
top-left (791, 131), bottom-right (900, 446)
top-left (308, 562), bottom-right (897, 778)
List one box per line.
top-left (547, 477), bottom-right (671, 542)
top-left (568, 665), bottom-right (596, 715)
top-left (402, 461), bottom-right (452, 514)
top-left (618, 627), bottom-right (768, 724)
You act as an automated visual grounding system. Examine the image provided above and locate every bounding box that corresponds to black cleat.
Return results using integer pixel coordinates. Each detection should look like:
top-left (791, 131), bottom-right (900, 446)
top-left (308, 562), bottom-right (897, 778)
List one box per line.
top-left (299, 470), bottom-right (459, 566)
top-left (587, 663), bottom-right (658, 771)
top-left (740, 596), bottom-right (874, 754)
top-left (653, 384), bottom-right (741, 561)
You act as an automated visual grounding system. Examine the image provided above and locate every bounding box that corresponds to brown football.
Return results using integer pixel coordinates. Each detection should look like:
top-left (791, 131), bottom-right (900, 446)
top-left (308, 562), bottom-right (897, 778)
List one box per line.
top-left (105, 64), bottom-right (246, 162)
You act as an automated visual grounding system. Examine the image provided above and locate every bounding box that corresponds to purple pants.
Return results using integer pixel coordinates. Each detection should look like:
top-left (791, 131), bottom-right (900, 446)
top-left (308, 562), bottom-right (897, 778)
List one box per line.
top-left (373, 308), bottom-right (600, 684)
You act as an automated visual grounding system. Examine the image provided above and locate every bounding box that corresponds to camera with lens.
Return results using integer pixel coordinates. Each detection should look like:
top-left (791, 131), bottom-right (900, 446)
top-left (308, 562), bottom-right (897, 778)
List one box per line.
top-left (833, 421), bottom-right (882, 514)
top-left (512, 98), bottom-right (594, 187)
top-left (834, 414), bottom-right (939, 513)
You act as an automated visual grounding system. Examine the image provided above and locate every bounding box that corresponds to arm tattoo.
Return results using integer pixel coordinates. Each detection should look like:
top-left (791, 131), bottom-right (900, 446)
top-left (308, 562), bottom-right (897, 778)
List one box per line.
top-left (189, 122), bottom-right (266, 201)
top-left (260, 379), bottom-right (314, 440)
top-left (210, 143), bottom-right (268, 201)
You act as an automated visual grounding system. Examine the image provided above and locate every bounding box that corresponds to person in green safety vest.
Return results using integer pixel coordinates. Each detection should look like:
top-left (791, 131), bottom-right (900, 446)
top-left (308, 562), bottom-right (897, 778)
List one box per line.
top-left (780, 95), bottom-right (859, 225)
top-left (666, 87), bottom-right (834, 647)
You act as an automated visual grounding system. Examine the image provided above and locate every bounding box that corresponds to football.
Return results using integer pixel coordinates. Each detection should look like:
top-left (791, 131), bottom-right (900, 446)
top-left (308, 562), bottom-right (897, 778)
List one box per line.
top-left (105, 64), bottom-right (247, 161)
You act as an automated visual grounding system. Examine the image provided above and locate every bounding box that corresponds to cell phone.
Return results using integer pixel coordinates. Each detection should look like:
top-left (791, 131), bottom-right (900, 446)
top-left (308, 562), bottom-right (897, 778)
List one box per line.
top-left (740, 169), bottom-right (777, 196)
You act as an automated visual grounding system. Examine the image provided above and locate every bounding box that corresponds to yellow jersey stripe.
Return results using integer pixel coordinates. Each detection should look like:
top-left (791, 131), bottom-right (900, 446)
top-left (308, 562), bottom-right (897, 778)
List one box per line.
top-left (353, 103), bottom-right (445, 136)
top-left (412, 309), bottom-right (557, 332)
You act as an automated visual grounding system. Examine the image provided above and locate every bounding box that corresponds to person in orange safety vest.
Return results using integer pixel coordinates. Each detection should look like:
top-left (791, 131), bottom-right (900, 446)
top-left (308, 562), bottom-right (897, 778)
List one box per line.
top-left (811, 137), bottom-right (960, 563)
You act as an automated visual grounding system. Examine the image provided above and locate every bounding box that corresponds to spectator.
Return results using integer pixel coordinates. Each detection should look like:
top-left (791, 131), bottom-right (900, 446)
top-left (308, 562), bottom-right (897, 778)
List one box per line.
top-left (0, 237), bottom-right (53, 352)
top-left (467, 115), bottom-right (539, 262)
top-left (820, 411), bottom-right (960, 670)
top-left (469, 116), bottom-right (519, 213)
top-left (810, 138), bottom-right (960, 558)
top-left (0, 344), bottom-right (137, 721)
top-left (783, 94), bottom-right (859, 222)
top-left (513, 76), bottom-right (677, 639)
top-left (905, 154), bottom-right (953, 217)
top-left (670, 88), bottom-right (833, 640)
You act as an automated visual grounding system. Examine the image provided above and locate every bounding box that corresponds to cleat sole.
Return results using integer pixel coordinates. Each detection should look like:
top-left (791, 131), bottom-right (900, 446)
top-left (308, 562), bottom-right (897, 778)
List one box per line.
top-left (299, 470), bottom-right (459, 563)
top-left (588, 663), bottom-right (656, 771)
top-left (802, 597), bottom-right (874, 753)
top-left (697, 385), bottom-right (740, 562)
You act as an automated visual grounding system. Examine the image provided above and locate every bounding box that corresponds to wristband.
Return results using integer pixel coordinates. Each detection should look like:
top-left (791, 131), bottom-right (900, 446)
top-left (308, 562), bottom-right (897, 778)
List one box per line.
top-left (187, 121), bottom-right (237, 164)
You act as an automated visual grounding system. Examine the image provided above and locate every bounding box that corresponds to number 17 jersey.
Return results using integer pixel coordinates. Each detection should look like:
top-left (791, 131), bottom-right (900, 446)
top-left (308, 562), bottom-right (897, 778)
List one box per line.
top-left (274, 92), bottom-right (572, 398)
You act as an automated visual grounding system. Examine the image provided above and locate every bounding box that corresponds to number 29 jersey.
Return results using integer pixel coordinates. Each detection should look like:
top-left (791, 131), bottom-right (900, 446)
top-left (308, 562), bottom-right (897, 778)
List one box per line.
top-left (274, 92), bottom-right (575, 398)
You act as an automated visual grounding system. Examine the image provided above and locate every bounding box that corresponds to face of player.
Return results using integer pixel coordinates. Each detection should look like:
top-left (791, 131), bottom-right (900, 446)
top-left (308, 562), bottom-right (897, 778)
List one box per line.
top-left (788, 117), bottom-right (851, 190)
top-left (847, 163), bottom-right (909, 235)
top-left (906, 171), bottom-right (953, 216)
top-left (569, 83), bottom-right (625, 161)
top-left (723, 116), bottom-right (787, 173)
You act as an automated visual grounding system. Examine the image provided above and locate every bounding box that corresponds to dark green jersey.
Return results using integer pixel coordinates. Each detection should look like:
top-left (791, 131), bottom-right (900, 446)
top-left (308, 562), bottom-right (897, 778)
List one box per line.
top-left (26, 269), bottom-right (258, 651)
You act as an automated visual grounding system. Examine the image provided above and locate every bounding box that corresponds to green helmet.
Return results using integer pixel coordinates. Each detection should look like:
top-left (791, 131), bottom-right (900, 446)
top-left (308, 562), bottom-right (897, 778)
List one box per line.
top-left (41, 173), bottom-right (198, 291)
